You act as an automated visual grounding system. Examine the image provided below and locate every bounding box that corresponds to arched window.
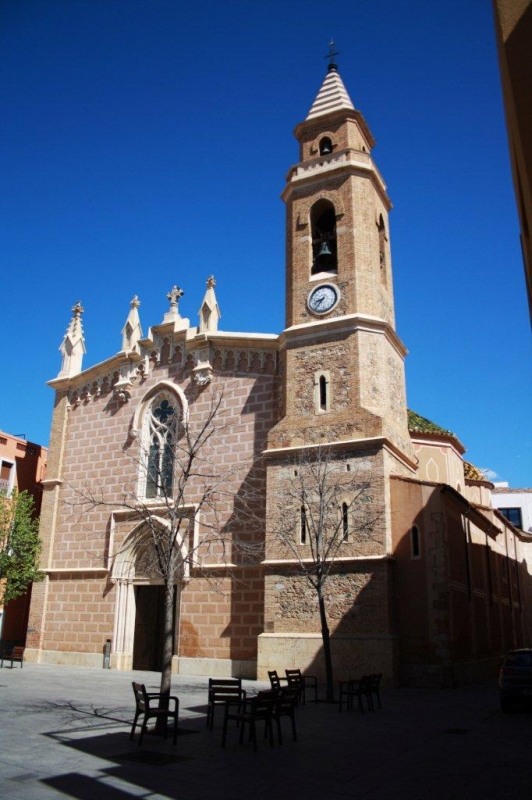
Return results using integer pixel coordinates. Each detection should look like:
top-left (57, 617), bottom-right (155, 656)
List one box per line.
top-left (300, 505), bottom-right (307, 544)
top-left (319, 136), bottom-right (333, 155)
top-left (314, 370), bottom-right (331, 414)
top-left (311, 200), bottom-right (337, 275)
top-left (342, 502), bottom-right (349, 541)
top-left (319, 375), bottom-right (327, 410)
top-left (377, 215), bottom-right (387, 285)
top-left (143, 393), bottom-right (178, 499)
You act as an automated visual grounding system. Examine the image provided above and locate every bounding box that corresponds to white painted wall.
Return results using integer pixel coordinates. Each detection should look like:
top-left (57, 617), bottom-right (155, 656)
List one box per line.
top-left (492, 484), bottom-right (532, 533)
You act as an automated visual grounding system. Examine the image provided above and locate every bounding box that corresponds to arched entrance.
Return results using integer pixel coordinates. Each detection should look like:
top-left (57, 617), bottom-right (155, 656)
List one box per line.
top-left (110, 517), bottom-right (185, 671)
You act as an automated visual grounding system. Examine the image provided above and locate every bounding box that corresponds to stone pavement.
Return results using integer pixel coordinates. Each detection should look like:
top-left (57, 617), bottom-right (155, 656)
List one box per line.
top-left (1, 663), bottom-right (531, 800)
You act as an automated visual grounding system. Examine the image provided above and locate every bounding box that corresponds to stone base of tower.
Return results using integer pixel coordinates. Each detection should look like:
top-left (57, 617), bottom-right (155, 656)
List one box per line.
top-left (257, 632), bottom-right (398, 686)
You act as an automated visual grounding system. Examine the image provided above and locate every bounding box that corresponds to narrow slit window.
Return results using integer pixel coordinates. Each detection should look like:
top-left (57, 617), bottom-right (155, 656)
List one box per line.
top-left (378, 215), bottom-right (387, 285)
top-left (342, 502), bottom-right (349, 541)
top-left (300, 505), bottom-right (307, 544)
top-left (319, 375), bottom-right (327, 411)
top-left (315, 371), bottom-right (331, 414)
top-left (411, 524), bottom-right (420, 558)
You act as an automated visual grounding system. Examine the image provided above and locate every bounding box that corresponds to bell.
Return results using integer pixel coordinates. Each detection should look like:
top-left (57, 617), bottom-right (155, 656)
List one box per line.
top-left (312, 240), bottom-right (336, 273)
top-left (320, 141), bottom-right (332, 155)
top-left (318, 241), bottom-right (333, 257)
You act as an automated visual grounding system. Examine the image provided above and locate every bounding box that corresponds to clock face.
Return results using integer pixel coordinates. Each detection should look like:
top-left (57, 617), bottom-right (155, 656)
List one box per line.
top-left (308, 284), bottom-right (339, 314)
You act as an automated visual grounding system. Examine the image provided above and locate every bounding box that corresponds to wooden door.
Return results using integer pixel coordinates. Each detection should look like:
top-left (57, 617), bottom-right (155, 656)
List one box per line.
top-left (133, 585), bottom-right (169, 671)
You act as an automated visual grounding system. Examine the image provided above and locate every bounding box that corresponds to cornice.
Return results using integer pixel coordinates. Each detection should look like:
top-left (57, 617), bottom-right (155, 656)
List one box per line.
top-left (279, 313), bottom-right (408, 358)
top-left (263, 435), bottom-right (418, 472)
top-left (410, 431), bottom-right (466, 456)
top-left (262, 554), bottom-right (394, 566)
top-left (293, 108), bottom-right (375, 149)
top-left (190, 330), bottom-right (279, 350)
top-left (47, 351), bottom-right (141, 391)
top-left (282, 148), bottom-right (391, 210)
top-left (47, 330), bottom-right (281, 392)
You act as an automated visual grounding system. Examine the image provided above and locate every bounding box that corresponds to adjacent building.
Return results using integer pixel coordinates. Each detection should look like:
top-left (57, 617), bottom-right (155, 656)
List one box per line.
top-left (0, 430), bottom-right (47, 641)
top-left (492, 484), bottom-right (532, 532)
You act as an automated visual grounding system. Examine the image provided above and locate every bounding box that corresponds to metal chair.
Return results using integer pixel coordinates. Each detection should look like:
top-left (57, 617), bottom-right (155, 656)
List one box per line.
top-left (272, 686), bottom-right (299, 744)
top-left (285, 668), bottom-right (318, 704)
top-left (222, 690), bottom-right (275, 751)
top-left (367, 673), bottom-right (383, 709)
top-left (206, 678), bottom-right (245, 729)
top-left (268, 669), bottom-right (288, 692)
top-left (338, 675), bottom-right (372, 713)
top-left (130, 682), bottom-right (179, 745)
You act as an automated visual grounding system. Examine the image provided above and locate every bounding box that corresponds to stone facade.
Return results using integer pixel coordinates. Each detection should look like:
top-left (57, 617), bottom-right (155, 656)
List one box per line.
top-left (25, 64), bottom-right (532, 687)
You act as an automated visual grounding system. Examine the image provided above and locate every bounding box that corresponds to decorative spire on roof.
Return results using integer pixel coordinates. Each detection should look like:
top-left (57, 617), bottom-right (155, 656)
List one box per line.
top-left (121, 295), bottom-right (143, 352)
top-left (57, 301), bottom-right (86, 378)
top-left (164, 285), bottom-right (185, 322)
top-left (306, 42), bottom-right (354, 121)
top-left (198, 275), bottom-right (221, 333)
top-left (159, 284), bottom-right (189, 331)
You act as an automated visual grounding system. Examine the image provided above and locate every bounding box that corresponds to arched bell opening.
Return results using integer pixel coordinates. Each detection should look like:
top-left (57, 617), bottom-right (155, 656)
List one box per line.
top-left (311, 200), bottom-right (338, 276)
top-left (319, 136), bottom-right (333, 155)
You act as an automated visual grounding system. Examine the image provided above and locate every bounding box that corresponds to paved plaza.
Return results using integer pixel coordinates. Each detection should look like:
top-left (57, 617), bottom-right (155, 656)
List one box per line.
top-left (0, 663), bottom-right (531, 799)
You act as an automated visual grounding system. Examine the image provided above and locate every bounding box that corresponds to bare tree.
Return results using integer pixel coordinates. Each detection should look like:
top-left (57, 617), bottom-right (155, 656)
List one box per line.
top-left (265, 446), bottom-right (381, 703)
top-left (71, 389), bottom-right (249, 730)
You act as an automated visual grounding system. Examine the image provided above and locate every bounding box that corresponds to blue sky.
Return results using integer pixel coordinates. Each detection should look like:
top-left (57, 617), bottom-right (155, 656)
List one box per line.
top-left (1, 0), bottom-right (530, 487)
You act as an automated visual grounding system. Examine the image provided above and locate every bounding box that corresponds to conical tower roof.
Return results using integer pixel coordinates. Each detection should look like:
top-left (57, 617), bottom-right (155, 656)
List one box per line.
top-left (306, 66), bottom-right (355, 121)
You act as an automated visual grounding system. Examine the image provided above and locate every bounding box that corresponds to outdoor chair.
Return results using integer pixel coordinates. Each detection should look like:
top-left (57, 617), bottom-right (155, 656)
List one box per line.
top-left (268, 669), bottom-right (288, 692)
top-left (130, 682), bottom-right (179, 745)
top-left (367, 673), bottom-right (382, 709)
top-left (285, 668), bottom-right (318, 704)
top-left (338, 675), bottom-right (373, 713)
top-left (206, 678), bottom-right (245, 729)
top-left (0, 644), bottom-right (24, 668)
top-left (222, 690), bottom-right (275, 751)
top-left (272, 686), bottom-right (299, 744)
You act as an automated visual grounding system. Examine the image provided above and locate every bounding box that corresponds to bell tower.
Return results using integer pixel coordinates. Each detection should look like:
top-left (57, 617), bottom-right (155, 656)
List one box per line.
top-left (268, 59), bottom-right (414, 462)
top-left (284, 60), bottom-right (395, 330)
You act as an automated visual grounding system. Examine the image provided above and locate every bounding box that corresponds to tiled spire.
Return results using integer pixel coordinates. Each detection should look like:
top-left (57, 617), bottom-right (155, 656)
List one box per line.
top-left (306, 66), bottom-right (355, 121)
top-left (57, 301), bottom-right (86, 378)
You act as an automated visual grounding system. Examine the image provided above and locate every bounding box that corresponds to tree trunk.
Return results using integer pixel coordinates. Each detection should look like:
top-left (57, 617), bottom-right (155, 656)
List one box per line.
top-left (155, 581), bottom-right (175, 735)
top-left (318, 587), bottom-right (335, 702)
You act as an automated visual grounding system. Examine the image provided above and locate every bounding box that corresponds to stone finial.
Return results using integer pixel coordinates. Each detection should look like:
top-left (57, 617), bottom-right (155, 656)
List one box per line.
top-left (121, 295), bottom-right (143, 352)
top-left (163, 285), bottom-right (185, 323)
top-left (198, 275), bottom-right (221, 333)
top-left (57, 301), bottom-right (86, 378)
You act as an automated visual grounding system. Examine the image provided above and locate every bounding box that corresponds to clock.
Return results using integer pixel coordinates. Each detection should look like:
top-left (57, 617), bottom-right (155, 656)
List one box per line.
top-left (307, 284), bottom-right (339, 314)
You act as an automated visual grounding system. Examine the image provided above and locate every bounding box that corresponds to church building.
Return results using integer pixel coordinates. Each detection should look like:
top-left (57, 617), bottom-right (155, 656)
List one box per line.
top-left (26, 62), bottom-right (531, 687)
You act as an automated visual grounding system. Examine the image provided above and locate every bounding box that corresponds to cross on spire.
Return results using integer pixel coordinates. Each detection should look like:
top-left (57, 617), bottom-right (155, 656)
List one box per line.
top-left (325, 40), bottom-right (340, 72)
top-left (167, 285), bottom-right (184, 311)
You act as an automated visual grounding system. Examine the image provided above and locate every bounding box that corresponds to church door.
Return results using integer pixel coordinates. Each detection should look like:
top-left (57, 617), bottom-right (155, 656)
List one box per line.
top-left (132, 585), bottom-right (173, 671)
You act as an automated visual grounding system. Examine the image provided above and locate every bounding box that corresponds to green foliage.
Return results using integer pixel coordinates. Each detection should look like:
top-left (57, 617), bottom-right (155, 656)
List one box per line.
top-left (0, 489), bottom-right (44, 605)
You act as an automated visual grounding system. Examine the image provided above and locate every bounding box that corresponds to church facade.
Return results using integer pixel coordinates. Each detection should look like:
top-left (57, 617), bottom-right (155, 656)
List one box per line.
top-left (26, 64), bottom-right (531, 686)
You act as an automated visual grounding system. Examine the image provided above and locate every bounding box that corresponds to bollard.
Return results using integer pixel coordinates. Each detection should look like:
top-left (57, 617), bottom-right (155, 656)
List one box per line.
top-left (103, 638), bottom-right (111, 669)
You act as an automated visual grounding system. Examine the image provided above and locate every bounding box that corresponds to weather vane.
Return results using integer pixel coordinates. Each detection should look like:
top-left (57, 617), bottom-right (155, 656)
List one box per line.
top-left (325, 40), bottom-right (340, 69)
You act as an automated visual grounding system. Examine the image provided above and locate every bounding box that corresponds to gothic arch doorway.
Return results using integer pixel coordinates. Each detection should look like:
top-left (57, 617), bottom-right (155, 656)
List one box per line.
top-left (110, 518), bottom-right (185, 671)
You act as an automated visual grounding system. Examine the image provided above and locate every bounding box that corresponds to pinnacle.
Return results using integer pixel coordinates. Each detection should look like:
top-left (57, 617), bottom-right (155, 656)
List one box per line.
top-left (306, 68), bottom-right (355, 121)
